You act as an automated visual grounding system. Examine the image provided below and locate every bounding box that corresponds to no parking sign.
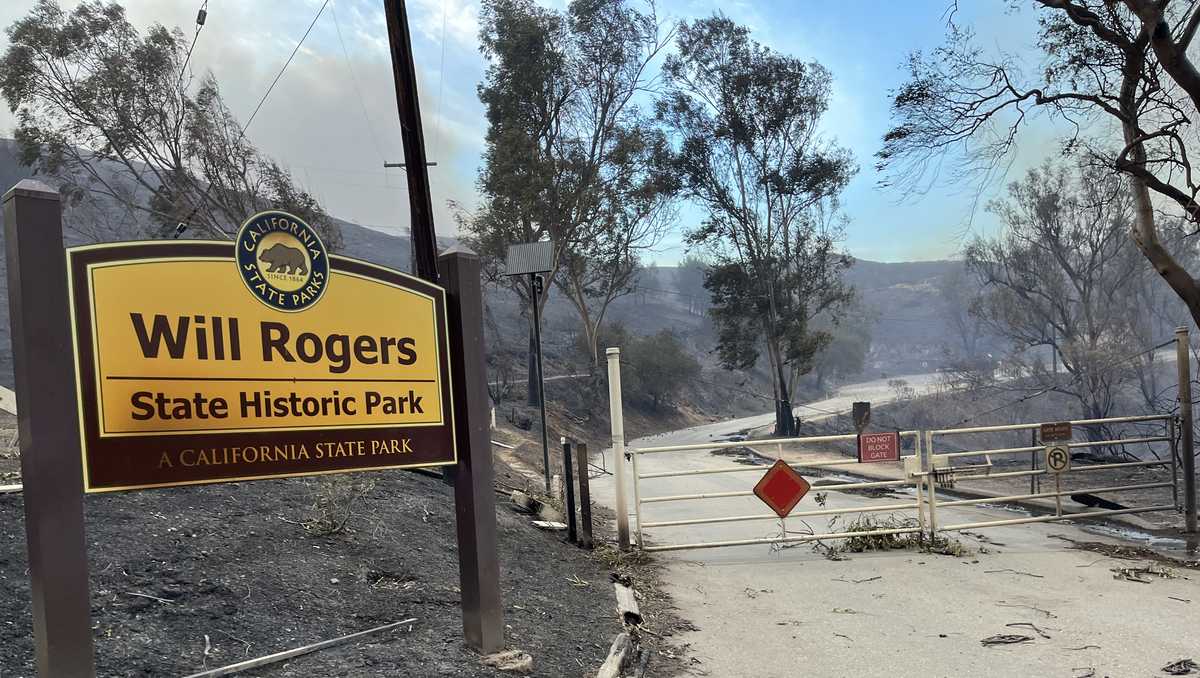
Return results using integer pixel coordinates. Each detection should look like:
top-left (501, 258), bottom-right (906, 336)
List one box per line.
top-left (1045, 444), bottom-right (1071, 473)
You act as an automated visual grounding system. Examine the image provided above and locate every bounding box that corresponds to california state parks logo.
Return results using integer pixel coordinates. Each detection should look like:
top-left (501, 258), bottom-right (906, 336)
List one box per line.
top-left (235, 210), bottom-right (329, 312)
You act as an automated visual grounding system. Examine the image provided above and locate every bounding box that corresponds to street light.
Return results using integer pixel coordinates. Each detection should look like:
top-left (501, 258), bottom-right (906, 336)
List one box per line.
top-left (504, 241), bottom-right (554, 493)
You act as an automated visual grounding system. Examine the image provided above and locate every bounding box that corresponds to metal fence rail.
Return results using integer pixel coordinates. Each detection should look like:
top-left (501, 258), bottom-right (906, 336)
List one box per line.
top-left (607, 345), bottom-right (1191, 554)
top-left (619, 412), bottom-right (1186, 553)
top-left (919, 414), bottom-right (1180, 534)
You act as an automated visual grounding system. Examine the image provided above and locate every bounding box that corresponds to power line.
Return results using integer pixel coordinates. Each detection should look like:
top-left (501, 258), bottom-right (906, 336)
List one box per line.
top-left (330, 0), bottom-right (387, 164)
top-left (175, 1), bottom-right (208, 94)
top-left (432, 0), bottom-right (448, 160)
top-left (243, 0), bottom-right (331, 136)
top-left (169, 1), bottom-right (227, 240)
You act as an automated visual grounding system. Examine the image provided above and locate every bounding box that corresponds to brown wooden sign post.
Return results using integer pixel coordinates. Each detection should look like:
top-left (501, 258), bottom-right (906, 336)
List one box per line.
top-left (438, 246), bottom-right (504, 652)
top-left (4, 180), bottom-right (96, 677)
top-left (4, 184), bottom-right (503, 674)
top-left (575, 442), bottom-right (594, 549)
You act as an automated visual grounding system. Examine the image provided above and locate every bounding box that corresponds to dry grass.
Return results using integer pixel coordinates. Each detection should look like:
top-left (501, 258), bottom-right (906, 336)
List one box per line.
top-left (301, 475), bottom-right (377, 535)
top-left (802, 513), bottom-right (974, 560)
top-left (593, 543), bottom-right (656, 573)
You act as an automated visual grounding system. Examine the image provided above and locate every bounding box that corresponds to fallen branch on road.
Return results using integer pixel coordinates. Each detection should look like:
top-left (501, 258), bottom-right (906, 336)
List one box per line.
top-left (980, 634), bottom-right (1032, 646)
top-left (984, 569), bottom-right (1044, 578)
top-left (995, 601), bottom-right (1057, 618)
top-left (1051, 535), bottom-right (1200, 569)
top-left (1004, 622), bottom-right (1050, 639)
top-left (1111, 564), bottom-right (1183, 584)
top-left (1161, 658), bottom-right (1199, 675)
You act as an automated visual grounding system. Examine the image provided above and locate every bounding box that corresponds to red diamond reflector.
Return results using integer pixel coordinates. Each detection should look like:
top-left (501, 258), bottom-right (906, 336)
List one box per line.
top-left (753, 459), bottom-right (811, 518)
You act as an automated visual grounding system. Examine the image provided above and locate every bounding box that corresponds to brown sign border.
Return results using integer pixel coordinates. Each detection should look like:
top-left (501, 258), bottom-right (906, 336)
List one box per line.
top-left (857, 431), bottom-right (901, 463)
top-left (67, 240), bottom-right (457, 493)
top-left (1040, 421), bottom-right (1073, 443)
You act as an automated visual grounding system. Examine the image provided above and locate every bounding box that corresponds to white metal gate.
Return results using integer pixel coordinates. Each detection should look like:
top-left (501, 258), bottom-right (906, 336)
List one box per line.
top-left (627, 432), bottom-right (926, 552)
top-left (606, 356), bottom-right (1185, 553)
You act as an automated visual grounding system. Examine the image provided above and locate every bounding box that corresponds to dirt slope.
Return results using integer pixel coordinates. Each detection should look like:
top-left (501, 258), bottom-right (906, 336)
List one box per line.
top-left (0, 468), bottom-right (664, 677)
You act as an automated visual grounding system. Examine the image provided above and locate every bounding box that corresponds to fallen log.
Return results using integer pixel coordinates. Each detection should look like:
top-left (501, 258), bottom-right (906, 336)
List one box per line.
top-left (614, 582), bottom-right (642, 626)
top-left (595, 632), bottom-right (633, 678)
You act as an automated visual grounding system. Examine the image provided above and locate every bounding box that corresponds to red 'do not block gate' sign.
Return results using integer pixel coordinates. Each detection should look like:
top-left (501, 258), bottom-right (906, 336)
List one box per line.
top-left (754, 459), bottom-right (811, 518)
top-left (858, 432), bottom-right (900, 463)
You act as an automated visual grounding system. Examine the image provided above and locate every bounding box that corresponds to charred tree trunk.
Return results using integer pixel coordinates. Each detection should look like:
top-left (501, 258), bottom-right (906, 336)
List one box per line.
top-left (1119, 50), bottom-right (1200, 335)
top-left (774, 352), bottom-right (794, 437)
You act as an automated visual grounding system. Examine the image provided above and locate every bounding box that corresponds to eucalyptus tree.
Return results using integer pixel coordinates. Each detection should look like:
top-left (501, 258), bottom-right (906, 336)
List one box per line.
top-left (0, 0), bottom-right (340, 249)
top-left (657, 16), bottom-right (856, 435)
top-left (877, 0), bottom-right (1200, 331)
top-left (556, 124), bottom-right (677, 373)
top-left (469, 0), bottom-right (673, 401)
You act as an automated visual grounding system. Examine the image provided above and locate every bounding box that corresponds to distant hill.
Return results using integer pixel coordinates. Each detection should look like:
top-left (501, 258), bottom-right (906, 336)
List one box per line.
top-left (847, 258), bottom-right (960, 289)
top-left (0, 137), bottom-right (988, 392)
top-left (842, 258), bottom-right (989, 374)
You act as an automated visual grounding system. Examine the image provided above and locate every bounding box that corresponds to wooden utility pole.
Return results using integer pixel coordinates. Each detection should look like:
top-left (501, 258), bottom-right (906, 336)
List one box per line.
top-left (384, 0), bottom-right (439, 283)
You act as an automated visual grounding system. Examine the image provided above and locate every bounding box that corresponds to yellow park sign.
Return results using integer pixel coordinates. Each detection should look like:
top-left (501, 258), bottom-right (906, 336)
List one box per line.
top-left (66, 211), bottom-right (457, 492)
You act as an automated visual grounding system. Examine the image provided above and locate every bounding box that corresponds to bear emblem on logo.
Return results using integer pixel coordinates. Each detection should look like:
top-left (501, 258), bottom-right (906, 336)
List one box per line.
top-left (235, 210), bottom-right (329, 312)
top-left (259, 242), bottom-right (309, 275)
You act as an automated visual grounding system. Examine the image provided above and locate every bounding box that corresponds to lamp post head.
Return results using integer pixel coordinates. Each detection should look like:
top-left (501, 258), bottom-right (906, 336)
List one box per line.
top-left (503, 241), bottom-right (553, 277)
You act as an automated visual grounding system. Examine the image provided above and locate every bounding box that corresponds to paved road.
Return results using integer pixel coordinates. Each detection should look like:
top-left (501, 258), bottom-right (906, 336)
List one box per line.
top-left (591, 375), bottom-right (1200, 678)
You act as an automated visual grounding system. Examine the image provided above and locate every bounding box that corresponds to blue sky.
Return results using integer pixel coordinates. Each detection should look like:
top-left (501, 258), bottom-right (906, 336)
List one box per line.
top-left (0, 0), bottom-right (1062, 263)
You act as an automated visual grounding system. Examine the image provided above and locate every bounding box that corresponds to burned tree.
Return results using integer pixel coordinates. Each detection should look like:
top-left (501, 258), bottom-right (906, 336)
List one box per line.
top-left (878, 0), bottom-right (1200, 334)
top-left (967, 160), bottom-right (1146, 431)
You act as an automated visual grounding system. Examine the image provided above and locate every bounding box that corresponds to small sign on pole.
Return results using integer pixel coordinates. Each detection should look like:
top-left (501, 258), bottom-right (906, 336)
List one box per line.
top-left (1045, 444), bottom-right (1071, 473)
top-left (1040, 421), bottom-right (1073, 443)
top-left (504, 241), bottom-right (554, 493)
top-left (858, 431), bottom-right (900, 463)
top-left (753, 460), bottom-right (811, 518)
